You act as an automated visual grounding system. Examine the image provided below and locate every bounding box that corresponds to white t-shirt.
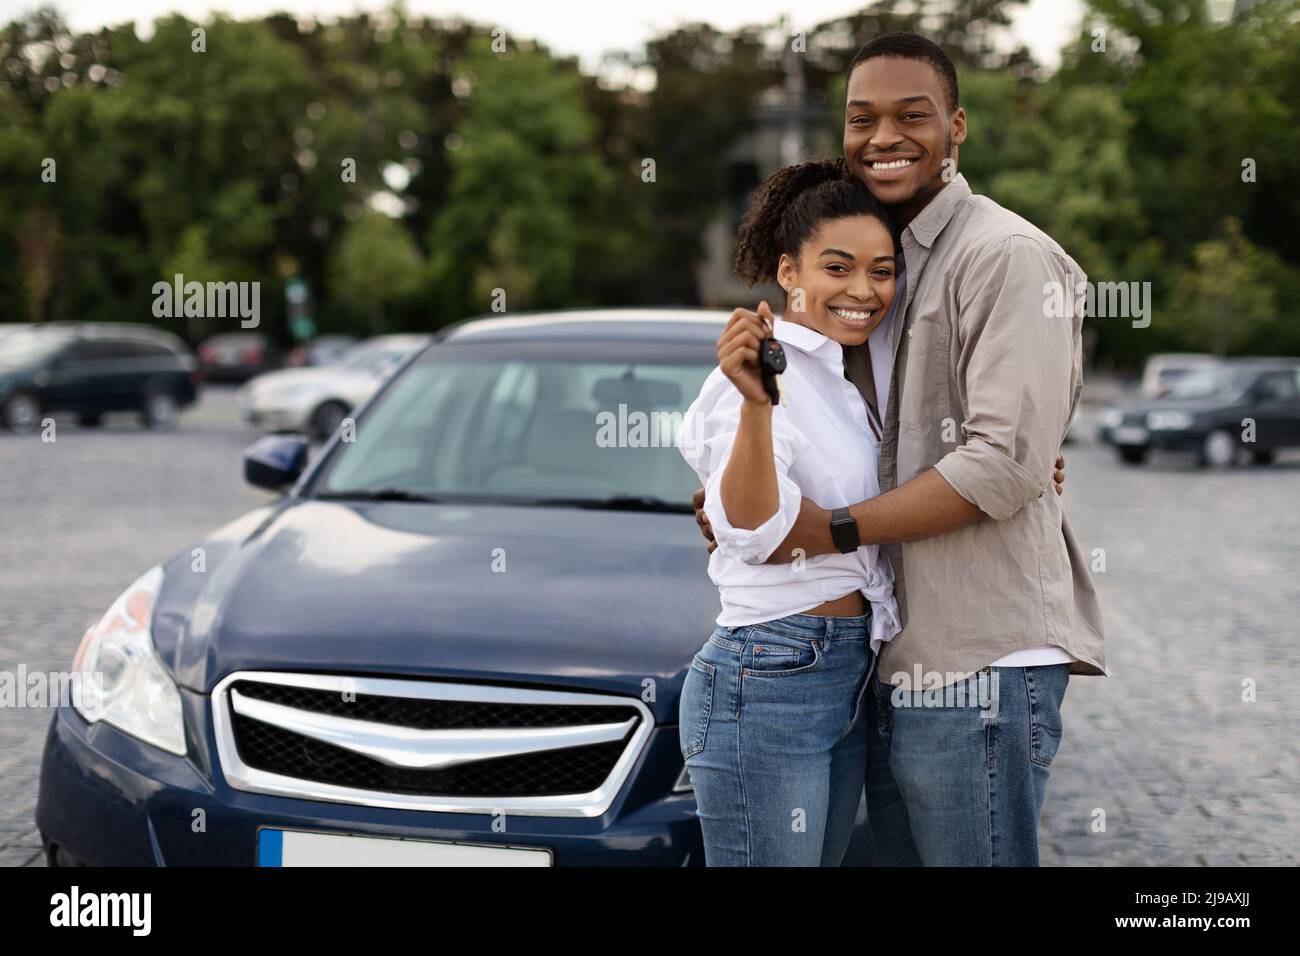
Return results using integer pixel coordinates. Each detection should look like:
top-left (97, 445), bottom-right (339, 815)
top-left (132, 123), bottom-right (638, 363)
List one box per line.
top-left (677, 317), bottom-right (902, 658)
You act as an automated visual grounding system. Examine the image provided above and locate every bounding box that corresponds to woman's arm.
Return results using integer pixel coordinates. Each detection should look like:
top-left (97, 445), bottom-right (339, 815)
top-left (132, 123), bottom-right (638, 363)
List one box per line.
top-left (676, 300), bottom-right (805, 564)
top-left (714, 303), bottom-right (780, 530)
top-left (719, 400), bottom-right (777, 529)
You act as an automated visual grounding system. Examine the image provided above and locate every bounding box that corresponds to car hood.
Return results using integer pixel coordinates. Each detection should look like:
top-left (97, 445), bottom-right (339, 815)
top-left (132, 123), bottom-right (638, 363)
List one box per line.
top-left (152, 499), bottom-right (720, 720)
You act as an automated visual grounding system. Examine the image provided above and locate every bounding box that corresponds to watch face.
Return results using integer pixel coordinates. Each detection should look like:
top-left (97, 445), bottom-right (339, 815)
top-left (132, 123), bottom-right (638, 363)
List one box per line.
top-left (830, 513), bottom-right (859, 553)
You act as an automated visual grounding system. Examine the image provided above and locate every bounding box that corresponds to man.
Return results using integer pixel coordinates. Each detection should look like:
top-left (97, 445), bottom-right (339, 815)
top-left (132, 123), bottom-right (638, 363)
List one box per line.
top-left (693, 32), bottom-right (1107, 866)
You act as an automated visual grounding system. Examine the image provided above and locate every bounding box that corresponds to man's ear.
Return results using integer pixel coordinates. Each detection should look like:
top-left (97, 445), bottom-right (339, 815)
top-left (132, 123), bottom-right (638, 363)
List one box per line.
top-left (951, 106), bottom-right (968, 147)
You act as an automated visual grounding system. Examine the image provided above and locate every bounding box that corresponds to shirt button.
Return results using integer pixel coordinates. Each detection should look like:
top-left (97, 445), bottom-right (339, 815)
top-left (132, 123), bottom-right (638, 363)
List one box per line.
top-left (907, 329), bottom-right (913, 338)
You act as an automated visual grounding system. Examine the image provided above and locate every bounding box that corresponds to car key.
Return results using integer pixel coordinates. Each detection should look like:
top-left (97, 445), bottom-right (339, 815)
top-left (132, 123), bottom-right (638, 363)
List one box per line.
top-left (759, 337), bottom-right (786, 405)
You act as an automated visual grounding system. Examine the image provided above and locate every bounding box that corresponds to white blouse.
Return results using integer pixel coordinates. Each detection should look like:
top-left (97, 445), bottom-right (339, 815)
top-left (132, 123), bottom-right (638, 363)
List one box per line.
top-left (677, 317), bottom-right (902, 657)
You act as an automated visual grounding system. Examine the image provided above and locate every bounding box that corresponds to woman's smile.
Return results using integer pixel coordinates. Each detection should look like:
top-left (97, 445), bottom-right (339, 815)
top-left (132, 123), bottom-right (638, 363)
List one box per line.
top-left (827, 303), bottom-right (879, 328)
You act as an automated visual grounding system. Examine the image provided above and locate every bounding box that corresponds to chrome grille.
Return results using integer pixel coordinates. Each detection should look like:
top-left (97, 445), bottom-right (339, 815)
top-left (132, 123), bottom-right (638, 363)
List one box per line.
top-left (212, 671), bottom-right (654, 817)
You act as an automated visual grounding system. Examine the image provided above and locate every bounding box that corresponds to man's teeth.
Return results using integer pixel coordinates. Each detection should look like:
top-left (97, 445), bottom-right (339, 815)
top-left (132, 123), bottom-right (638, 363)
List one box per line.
top-left (871, 158), bottom-right (915, 169)
top-left (830, 307), bottom-right (874, 322)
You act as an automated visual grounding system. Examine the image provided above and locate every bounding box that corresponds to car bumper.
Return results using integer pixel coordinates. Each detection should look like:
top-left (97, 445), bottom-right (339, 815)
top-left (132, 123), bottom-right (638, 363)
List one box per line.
top-left (35, 691), bottom-right (706, 866)
top-left (1107, 423), bottom-right (1206, 452)
top-left (1145, 430), bottom-right (1206, 452)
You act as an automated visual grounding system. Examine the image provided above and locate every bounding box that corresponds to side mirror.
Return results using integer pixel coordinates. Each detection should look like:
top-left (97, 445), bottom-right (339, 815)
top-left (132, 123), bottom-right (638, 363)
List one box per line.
top-left (244, 434), bottom-right (308, 491)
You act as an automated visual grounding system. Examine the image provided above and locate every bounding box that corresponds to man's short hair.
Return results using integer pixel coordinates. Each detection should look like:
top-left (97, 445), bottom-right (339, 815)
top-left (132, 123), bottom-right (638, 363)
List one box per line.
top-left (847, 32), bottom-right (959, 113)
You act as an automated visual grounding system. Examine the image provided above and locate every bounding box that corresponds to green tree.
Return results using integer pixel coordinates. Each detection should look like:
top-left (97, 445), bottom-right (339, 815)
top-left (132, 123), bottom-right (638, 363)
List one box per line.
top-left (330, 209), bottom-right (423, 334)
top-left (427, 35), bottom-right (616, 318)
top-left (1169, 219), bottom-right (1300, 357)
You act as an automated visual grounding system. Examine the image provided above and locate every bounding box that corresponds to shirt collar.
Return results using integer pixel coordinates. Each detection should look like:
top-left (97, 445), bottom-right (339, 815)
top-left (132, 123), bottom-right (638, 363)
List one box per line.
top-left (903, 172), bottom-right (971, 249)
top-left (772, 316), bottom-right (844, 371)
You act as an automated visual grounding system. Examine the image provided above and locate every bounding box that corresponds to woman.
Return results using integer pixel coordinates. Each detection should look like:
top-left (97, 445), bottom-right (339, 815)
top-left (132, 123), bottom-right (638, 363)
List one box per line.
top-left (676, 157), bottom-right (901, 866)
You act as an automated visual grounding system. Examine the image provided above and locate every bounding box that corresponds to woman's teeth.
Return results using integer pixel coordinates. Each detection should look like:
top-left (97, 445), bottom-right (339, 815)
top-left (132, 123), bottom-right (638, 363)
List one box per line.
top-left (871, 158), bottom-right (915, 169)
top-left (830, 306), bottom-right (874, 323)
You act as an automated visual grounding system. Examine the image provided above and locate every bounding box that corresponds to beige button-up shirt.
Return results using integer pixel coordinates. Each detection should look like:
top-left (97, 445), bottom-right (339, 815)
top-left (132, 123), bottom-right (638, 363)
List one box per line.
top-left (843, 173), bottom-right (1107, 689)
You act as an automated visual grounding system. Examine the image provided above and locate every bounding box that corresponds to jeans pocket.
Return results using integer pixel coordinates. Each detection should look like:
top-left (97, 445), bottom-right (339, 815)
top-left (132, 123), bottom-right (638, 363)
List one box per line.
top-left (1026, 665), bottom-right (1069, 768)
top-left (741, 628), bottom-right (822, 677)
top-left (679, 655), bottom-right (716, 760)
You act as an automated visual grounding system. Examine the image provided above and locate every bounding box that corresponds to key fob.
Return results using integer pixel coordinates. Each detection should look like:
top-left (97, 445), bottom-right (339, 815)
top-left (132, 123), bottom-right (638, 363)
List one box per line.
top-left (759, 337), bottom-right (786, 405)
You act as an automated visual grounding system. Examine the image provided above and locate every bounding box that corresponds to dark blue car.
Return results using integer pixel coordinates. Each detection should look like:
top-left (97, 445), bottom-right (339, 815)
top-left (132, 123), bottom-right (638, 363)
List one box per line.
top-left (35, 309), bottom-right (875, 866)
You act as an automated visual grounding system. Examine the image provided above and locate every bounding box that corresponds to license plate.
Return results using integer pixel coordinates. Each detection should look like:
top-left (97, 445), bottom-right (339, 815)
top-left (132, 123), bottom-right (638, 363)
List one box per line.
top-left (256, 828), bottom-right (553, 867)
top-left (1114, 426), bottom-right (1149, 445)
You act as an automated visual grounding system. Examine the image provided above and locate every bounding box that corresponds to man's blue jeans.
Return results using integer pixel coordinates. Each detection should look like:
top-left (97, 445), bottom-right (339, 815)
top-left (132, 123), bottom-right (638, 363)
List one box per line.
top-left (680, 611), bottom-right (876, 866)
top-left (865, 663), bottom-right (1070, 866)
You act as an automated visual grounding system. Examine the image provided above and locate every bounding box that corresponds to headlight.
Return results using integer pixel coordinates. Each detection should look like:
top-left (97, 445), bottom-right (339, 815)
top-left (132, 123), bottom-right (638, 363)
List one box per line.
top-left (71, 566), bottom-right (186, 755)
top-left (1147, 410), bottom-right (1194, 430)
top-left (1101, 408), bottom-right (1124, 428)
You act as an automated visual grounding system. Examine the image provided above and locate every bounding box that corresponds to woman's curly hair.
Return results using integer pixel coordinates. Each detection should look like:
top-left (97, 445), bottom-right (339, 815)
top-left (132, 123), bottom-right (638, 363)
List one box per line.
top-left (733, 157), bottom-right (891, 288)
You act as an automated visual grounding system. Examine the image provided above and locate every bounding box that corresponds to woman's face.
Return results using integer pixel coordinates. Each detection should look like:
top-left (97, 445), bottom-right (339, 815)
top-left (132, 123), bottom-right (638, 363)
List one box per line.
top-left (776, 214), bottom-right (896, 346)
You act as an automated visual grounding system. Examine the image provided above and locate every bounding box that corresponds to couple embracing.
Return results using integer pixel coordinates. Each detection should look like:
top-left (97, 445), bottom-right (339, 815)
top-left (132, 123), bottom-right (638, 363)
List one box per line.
top-left (675, 32), bottom-right (1108, 867)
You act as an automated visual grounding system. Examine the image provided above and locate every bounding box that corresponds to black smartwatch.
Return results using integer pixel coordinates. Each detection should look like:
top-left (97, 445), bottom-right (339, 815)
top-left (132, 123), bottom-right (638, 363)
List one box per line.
top-left (829, 507), bottom-right (860, 554)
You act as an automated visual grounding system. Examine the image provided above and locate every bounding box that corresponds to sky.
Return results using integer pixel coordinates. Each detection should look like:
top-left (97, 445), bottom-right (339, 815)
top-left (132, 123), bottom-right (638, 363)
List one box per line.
top-left (2, 0), bottom-right (1087, 72)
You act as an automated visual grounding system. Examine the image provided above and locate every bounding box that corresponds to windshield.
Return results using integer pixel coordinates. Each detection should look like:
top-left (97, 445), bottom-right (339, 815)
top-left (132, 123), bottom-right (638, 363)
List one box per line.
top-left (337, 341), bottom-right (408, 373)
top-left (312, 342), bottom-right (713, 508)
top-left (0, 329), bottom-right (72, 366)
top-left (1165, 367), bottom-right (1258, 400)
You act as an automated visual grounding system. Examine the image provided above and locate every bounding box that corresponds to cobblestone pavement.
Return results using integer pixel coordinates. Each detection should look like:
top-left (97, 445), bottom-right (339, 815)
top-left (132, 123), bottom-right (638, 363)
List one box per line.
top-left (1037, 410), bottom-right (1299, 866)
top-left (0, 389), bottom-right (272, 866)
top-left (1, 393), bottom-right (1296, 866)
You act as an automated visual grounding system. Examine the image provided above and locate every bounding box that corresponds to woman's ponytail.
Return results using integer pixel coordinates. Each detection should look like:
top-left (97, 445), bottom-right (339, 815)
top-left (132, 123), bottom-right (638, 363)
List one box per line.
top-left (733, 157), bottom-right (889, 288)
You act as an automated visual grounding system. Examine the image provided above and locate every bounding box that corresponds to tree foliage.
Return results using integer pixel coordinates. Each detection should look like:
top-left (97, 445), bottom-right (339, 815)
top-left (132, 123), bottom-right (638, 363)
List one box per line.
top-left (0, 1), bottom-right (1296, 365)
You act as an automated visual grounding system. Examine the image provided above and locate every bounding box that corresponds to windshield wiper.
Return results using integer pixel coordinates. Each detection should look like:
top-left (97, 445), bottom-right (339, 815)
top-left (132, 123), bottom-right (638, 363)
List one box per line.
top-left (537, 495), bottom-right (693, 513)
top-left (315, 488), bottom-right (444, 503)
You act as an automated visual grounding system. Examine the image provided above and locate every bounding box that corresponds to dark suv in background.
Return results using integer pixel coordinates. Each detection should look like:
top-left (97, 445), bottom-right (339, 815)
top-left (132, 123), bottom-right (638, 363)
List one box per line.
top-left (1100, 358), bottom-right (1300, 466)
top-left (0, 323), bottom-right (200, 433)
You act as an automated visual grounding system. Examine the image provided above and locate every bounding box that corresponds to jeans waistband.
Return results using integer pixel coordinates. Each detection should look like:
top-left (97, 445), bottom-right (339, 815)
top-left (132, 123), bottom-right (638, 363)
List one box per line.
top-left (750, 608), bottom-right (872, 640)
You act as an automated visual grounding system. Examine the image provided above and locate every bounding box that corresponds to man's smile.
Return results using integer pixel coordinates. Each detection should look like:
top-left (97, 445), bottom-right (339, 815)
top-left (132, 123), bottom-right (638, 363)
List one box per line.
top-left (860, 153), bottom-right (921, 181)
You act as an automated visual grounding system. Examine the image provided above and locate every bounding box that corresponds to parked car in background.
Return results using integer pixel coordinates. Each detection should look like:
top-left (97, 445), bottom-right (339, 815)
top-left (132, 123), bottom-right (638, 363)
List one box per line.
top-left (287, 334), bottom-right (357, 368)
top-left (199, 332), bottom-right (279, 383)
top-left (1139, 352), bottom-right (1220, 399)
top-left (1099, 358), bottom-right (1300, 466)
top-left (238, 334), bottom-right (429, 439)
top-left (34, 309), bottom-right (880, 866)
top-left (0, 323), bottom-right (199, 433)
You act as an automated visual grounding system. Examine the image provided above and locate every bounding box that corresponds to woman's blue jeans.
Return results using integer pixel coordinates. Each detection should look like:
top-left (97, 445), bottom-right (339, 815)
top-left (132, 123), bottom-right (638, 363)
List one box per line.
top-left (678, 610), bottom-right (876, 866)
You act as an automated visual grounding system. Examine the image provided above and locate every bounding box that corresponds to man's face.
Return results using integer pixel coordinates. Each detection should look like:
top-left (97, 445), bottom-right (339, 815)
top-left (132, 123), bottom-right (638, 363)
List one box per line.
top-left (842, 56), bottom-right (966, 211)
